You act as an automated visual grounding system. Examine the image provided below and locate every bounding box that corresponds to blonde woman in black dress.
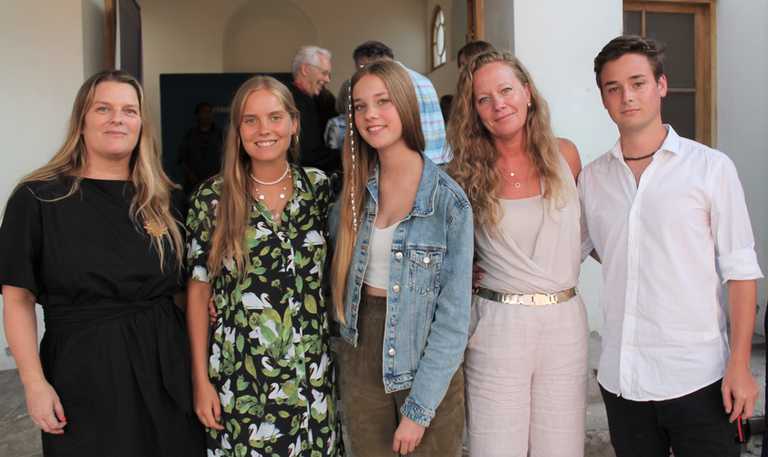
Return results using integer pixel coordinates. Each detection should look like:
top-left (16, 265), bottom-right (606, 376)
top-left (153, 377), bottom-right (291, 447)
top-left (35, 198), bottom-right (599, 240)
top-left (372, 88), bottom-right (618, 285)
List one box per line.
top-left (0, 70), bottom-right (203, 456)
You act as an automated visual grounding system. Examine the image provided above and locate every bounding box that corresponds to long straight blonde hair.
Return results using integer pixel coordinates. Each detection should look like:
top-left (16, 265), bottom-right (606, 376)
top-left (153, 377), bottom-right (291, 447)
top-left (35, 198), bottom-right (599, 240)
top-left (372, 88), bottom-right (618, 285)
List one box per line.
top-left (447, 51), bottom-right (565, 228)
top-left (19, 70), bottom-right (183, 269)
top-left (206, 76), bottom-right (300, 279)
top-left (330, 60), bottom-right (425, 323)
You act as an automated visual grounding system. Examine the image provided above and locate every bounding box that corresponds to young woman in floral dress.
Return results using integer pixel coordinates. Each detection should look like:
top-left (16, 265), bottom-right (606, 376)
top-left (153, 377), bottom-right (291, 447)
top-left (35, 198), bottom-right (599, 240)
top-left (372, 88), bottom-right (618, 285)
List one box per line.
top-left (186, 76), bottom-right (343, 457)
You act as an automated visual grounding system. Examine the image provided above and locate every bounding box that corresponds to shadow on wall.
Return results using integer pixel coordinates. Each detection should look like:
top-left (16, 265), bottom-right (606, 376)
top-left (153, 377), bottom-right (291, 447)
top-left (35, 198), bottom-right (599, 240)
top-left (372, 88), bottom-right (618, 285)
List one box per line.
top-left (222, 0), bottom-right (318, 73)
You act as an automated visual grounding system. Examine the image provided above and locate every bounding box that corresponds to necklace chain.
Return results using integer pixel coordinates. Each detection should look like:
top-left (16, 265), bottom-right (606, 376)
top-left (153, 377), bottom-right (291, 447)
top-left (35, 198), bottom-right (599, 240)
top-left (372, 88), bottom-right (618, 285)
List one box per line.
top-left (499, 165), bottom-right (530, 190)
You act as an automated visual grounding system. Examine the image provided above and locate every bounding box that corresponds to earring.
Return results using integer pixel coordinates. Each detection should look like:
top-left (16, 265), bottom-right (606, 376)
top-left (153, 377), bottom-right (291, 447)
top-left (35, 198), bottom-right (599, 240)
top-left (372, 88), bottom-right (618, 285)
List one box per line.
top-left (527, 101), bottom-right (532, 108)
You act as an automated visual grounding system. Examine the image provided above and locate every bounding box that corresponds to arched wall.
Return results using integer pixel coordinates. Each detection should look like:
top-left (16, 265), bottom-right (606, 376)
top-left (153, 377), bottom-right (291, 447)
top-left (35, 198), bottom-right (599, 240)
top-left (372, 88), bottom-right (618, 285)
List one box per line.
top-left (142, 0), bottom-right (428, 150)
top-left (222, 1), bottom-right (318, 73)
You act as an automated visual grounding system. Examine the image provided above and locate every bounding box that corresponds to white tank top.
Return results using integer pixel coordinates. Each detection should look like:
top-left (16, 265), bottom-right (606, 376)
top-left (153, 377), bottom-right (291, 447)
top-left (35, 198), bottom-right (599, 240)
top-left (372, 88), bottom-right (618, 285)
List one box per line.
top-left (363, 223), bottom-right (399, 289)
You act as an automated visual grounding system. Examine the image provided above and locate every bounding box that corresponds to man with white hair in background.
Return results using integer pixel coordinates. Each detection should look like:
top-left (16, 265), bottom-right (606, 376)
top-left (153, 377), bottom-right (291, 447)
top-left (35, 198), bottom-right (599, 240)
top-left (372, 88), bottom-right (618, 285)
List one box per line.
top-left (290, 45), bottom-right (340, 175)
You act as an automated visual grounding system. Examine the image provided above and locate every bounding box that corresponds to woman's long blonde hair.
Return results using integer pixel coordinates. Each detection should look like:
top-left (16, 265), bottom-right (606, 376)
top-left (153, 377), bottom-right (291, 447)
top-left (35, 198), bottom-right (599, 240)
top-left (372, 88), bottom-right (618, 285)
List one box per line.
top-left (19, 70), bottom-right (183, 269)
top-left (330, 60), bottom-right (425, 323)
top-left (447, 51), bottom-right (565, 228)
top-left (206, 76), bottom-right (300, 279)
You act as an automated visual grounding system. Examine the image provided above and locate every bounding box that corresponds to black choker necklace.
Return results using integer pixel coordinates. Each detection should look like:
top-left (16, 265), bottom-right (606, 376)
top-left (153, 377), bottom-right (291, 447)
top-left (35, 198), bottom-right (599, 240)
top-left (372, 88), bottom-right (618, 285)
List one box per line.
top-left (623, 150), bottom-right (657, 161)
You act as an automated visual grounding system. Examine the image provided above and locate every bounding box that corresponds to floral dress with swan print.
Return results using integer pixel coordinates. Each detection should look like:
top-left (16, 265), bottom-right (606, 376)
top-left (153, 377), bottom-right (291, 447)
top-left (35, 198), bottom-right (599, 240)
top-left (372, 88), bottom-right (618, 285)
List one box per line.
top-left (186, 166), bottom-right (343, 457)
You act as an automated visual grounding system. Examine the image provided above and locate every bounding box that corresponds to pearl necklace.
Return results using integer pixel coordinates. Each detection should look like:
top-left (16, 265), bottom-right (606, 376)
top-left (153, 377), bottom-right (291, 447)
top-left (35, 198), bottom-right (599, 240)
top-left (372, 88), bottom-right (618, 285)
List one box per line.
top-left (249, 164), bottom-right (290, 186)
top-left (249, 165), bottom-right (291, 201)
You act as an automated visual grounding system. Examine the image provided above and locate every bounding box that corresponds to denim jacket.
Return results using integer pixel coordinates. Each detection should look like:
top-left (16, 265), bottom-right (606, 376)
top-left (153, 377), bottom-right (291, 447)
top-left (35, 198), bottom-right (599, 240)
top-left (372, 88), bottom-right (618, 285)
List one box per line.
top-left (329, 157), bottom-right (474, 426)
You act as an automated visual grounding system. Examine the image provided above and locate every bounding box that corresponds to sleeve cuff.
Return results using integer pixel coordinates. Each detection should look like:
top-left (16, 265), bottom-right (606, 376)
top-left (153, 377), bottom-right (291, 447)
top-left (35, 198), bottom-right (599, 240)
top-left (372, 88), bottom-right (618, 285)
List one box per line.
top-left (399, 396), bottom-right (435, 427)
top-left (718, 248), bottom-right (764, 282)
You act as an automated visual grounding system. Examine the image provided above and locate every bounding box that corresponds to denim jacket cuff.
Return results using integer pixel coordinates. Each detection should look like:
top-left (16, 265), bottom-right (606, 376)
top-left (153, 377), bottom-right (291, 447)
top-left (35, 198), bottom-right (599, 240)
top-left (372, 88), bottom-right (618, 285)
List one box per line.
top-left (399, 397), bottom-right (435, 427)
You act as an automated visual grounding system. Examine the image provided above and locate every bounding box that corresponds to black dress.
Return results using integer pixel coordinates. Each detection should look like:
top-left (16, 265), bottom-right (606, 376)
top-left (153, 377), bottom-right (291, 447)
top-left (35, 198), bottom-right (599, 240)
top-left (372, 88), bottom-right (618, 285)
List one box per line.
top-left (0, 177), bottom-right (203, 457)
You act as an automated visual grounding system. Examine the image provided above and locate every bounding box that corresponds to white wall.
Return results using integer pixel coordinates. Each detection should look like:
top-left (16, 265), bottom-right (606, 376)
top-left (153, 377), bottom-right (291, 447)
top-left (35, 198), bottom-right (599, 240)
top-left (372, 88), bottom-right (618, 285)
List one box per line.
top-left (485, 0), bottom-right (515, 53)
top-left (0, 1), bottom-right (105, 370)
top-left (82, 0), bottom-right (107, 77)
top-left (717, 0), bottom-right (768, 332)
top-left (512, 0), bottom-right (622, 331)
top-left (141, 0), bottom-right (428, 147)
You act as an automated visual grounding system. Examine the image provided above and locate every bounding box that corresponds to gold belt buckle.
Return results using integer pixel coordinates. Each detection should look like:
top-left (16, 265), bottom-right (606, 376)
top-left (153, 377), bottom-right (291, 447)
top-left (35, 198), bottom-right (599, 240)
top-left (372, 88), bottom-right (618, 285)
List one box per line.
top-left (532, 293), bottom-right (555, 306)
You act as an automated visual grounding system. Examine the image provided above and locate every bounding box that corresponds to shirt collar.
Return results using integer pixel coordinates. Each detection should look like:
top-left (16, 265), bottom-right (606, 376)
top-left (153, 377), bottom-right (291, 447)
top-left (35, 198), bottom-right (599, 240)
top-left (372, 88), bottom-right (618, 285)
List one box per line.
top-left (609, 124), bottom-right (683, 161)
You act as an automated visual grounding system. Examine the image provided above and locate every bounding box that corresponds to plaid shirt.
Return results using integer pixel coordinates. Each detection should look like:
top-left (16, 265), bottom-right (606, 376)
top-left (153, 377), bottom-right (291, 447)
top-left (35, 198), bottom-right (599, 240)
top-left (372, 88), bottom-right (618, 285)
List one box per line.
top-left (403, 65), bottom-right (451, 164)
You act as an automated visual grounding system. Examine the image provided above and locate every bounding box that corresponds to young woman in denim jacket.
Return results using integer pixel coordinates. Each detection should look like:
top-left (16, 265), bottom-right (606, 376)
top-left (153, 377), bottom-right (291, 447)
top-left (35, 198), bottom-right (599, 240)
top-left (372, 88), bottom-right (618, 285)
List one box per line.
top-left (329, 60), bottom-right (474, 456)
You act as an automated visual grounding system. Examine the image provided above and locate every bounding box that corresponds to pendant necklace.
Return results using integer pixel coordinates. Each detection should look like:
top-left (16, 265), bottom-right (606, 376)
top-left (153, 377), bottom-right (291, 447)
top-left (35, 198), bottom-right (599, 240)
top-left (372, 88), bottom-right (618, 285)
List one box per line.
top-left (501, 167), bottom-right (528, 189)
top-left (249, 165), bottom-right (291, 219)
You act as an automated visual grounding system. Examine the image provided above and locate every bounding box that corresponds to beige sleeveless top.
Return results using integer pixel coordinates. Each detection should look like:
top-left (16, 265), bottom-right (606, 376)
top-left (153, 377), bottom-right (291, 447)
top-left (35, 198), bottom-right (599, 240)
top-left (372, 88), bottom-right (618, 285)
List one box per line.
top-left (475, 155), bottom-right (581, 294)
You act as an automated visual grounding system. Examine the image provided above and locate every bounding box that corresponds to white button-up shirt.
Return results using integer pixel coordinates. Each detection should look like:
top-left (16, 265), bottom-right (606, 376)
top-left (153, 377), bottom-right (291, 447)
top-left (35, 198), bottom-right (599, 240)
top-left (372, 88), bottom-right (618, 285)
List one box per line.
top-left (579, 126), bottom-right (763, 401)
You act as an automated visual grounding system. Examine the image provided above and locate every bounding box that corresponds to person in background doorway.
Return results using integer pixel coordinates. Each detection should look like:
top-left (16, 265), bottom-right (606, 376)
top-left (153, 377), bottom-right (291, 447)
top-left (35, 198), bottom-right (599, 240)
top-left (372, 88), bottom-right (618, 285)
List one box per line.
top-left (177, 101), bottom-right (223, 195)
top-left (457, 40), bottom-right (495, 69)
top-left (324, 79), bottom-right (351, 151)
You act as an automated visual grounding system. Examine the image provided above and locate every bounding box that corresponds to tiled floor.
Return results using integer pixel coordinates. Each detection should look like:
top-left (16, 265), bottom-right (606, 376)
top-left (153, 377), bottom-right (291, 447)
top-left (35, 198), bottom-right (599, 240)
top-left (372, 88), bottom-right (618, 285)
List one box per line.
top-left (0, 333), bottom-right (764, 457)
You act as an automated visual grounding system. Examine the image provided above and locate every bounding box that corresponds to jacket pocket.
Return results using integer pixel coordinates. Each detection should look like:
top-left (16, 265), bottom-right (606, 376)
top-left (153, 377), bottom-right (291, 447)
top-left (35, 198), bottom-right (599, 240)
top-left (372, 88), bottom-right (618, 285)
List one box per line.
top-left (405, 246), bottom-right (444, 366)
top-left (406, 247), bottom-right (443, 296)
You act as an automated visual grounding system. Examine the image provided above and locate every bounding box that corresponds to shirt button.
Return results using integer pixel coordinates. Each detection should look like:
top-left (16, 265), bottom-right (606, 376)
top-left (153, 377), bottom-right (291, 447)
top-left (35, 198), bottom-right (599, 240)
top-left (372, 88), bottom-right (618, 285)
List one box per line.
top-left (423, 256), bottom-right (431, 264)
top-left (395, 251), bottom-right (403, 260)
top-left (392, 284), bottom-right (400, 293)
top-left (388, 347), bottom-right (396, 357)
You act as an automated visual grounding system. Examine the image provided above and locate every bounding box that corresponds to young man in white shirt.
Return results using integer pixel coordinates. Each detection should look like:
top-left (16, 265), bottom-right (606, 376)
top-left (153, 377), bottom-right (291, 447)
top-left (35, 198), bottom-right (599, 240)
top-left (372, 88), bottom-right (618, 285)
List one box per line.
top-left (580, 35), bottom-right (763, 457)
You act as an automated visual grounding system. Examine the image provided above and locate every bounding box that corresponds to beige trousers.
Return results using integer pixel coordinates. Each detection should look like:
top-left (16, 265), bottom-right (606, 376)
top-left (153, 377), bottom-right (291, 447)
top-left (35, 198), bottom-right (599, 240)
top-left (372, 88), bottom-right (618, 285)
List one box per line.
top-left (464, 294), bottom-right (588, 457)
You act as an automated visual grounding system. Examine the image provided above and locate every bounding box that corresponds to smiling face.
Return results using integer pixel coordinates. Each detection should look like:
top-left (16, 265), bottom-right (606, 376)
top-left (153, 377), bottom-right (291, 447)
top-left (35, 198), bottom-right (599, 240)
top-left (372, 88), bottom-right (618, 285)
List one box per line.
top-left (599, 53), bottom-right (667, 134)
top-left (239, 89), bottom-right (297, 166)
top-left (352, 74), bottom-right (405, 154)
top-left (303, 54), bottom-right (332, 96)
top-left (81, 81), bottom-right (142, 163)
top-left (472, 61), bottom-right (531, 142)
